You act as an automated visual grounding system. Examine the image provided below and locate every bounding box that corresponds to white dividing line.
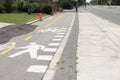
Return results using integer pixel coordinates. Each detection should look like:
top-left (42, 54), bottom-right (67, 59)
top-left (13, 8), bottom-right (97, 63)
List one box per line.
top-left (37, 55), bottom-right (53, 61)
top-left (27, 65), bottom-right (47, 73)
top-left (55, 35), bottom-right (64, 38)
top-left (48, 43), bottom-right (60, 46)
top-left (58, 30), bottom-right (67, 32)
top-left (61, 28), bottom-right (68, 30)
top-left (52, 39), bottom-right (62, 41)
top-left (57, 33), bottom-right (65, 35)
top-left (43, 48), bottom-right (57, 52)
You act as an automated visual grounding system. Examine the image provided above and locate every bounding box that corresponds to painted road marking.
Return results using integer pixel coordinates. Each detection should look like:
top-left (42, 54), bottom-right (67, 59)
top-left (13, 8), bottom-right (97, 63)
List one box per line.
top-left (24, 35), bottom-right (32, 41)
top-left (43, 48), bottom-right (57, 52)
top-left (58, 30), bottom-right (67, 32)
top-left (9, 42), bottom-right (45, 59)
top-left (52, 39), bottom-right (62, 41)
top-left (27, 65), bottom-right (48, 73)
top-left (48, 43), bottom-right (60, 46)
top-left (0, 42), bottom-right (16, 50)
top-left (61, 28), bottom-right (68, 30)
top-left (45, 14), bottom-right (65, 28)
top-left (37, 55), bottom-right (53, 61)
top-left (55, 35), bottom-right (64, 38)
top-left (0, 46), bottom-right (16, 55)
top-left (57, 33), bottom-right (65, 35)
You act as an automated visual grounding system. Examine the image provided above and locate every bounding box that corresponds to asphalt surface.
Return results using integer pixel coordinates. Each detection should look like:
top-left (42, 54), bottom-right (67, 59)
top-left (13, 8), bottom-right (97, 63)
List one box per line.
top-left (0, 12), bottom-right (75, 80)
top-left (85, 6), bottom-right (120, 25)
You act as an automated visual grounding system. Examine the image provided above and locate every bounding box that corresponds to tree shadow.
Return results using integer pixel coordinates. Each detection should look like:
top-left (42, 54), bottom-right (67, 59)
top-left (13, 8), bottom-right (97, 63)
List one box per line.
top-left (0, 24), bottom-right (37, 44)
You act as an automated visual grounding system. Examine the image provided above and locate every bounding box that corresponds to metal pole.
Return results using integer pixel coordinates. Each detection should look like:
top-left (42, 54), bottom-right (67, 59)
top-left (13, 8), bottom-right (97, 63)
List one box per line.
top-left (75, 0), bottom-right (78, 13)
top-left (85, 0), bottom-right (86, 8)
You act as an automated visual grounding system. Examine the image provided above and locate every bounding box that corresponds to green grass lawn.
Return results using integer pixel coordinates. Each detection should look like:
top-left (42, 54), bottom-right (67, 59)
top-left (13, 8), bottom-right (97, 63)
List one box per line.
top-left (0, 13), bottom-right (47, 24)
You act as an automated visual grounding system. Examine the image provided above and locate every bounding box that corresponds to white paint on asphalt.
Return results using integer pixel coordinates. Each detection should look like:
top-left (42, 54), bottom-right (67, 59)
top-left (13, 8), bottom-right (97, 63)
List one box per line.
top-left (57, 33), bottom-right (65, 35)
top-left (9, 42), bottom-right (45, 59)
top-left (43, 48), bottom-right (57, 52)
top-left (52, 39), bottom-right (62, 41)
top-left (27, 65), bottom-right (48, 73)
top-left (55, 35), bottom-right (64, 38)
top-left (37, 55), bottom-right (53, 61)
top-left (42, 28), bottom-right (58, 33)
top-left (0, 42), bottom-right (16, 51)
top-left (48, 43), bottom-right (60, 46)
top-left (58, 30), bottom-right (67, 32)
top-left (61, 28), bottom-right (68, 30)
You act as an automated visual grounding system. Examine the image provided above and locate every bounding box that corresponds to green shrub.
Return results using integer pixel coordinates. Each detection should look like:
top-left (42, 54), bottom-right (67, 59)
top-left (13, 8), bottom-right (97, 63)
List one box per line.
top-left (0, 5), bottom-right (6, 13)
top-left (62, 1), bottom-right (73, 9)
top-left (4, 0), bottom-right (13, 13)
top-left (42, 4), bottom-right (52, 14)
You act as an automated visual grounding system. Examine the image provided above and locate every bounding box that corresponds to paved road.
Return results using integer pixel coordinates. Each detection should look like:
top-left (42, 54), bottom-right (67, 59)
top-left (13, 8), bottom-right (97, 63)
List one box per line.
top-left (0, 12), bottom-right (75, 80)
top-left (85, 6), bottom-right (120, 25)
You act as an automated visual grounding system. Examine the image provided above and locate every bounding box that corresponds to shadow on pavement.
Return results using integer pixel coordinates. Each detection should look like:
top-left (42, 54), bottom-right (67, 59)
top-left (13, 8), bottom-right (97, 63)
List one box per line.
top-left (0, 24), bottom-right (37, 44)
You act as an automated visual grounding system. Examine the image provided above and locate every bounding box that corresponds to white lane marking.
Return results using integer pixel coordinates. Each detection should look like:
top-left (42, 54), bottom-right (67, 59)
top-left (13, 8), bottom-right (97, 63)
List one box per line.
top-left (58, 30), bottom-right (67, 32)
top-left (43, 48), bottom-right (57, 52)
top-left (48, 43), bottom-right (60, 46)
top-left (55, 35), bottom-right (64, 38)
top-left (0, 42), bottom-right (16, 51)
top-left (27, 65), bottom-right (48, 73)
top-left (9, 42), bottom-right (45, 59)
top-left (52, 39), bottom-right (62, 41)
top-left (37, 55), bottom-right (53, 61)
top-left (57, 33), bottom-right (65, 35)
top-left (61, 28), bottom-right (68, 30)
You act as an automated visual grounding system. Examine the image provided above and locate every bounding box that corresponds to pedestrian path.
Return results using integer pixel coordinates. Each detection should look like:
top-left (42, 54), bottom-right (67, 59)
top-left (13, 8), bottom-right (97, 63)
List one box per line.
top-left (8, 27), bottom-right (68, 74)
top-left (77, 12), bottom-right (120, 80)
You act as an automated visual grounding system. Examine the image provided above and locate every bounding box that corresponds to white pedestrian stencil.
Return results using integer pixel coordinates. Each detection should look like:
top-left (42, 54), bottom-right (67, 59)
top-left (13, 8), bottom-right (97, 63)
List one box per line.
top-left (9, 42), bottom-right (45, 59)
top-left (27, 65), bottom-right (47, 73)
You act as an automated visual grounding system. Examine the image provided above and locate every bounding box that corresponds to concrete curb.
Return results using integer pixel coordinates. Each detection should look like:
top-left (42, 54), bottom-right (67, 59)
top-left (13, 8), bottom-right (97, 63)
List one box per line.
top-left (26, 15), bottom-right (51, 24)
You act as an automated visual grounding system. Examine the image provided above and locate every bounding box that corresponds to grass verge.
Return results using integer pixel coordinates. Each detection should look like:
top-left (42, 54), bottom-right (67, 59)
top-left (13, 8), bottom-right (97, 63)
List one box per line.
top-left (0, 13), bottom-right (47, 24)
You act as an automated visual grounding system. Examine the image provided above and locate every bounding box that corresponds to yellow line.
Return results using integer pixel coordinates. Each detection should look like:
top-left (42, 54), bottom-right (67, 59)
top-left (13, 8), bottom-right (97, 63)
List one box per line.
top-left (45, 14), bottom-right (65, 28)
top-left (24, 35), bottom-right (32, 41)
top-left (0, 46), bottom-right (16, 55)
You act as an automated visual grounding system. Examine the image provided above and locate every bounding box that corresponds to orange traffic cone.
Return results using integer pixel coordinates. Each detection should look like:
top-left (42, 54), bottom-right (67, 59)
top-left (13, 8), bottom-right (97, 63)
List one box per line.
top-left (39, 13), bottom-right (43, 21)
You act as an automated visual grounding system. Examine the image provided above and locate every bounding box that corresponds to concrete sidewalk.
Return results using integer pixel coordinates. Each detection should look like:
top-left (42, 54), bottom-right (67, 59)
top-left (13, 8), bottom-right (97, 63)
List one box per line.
top-left (77, 12), bottom-right (120, 80)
